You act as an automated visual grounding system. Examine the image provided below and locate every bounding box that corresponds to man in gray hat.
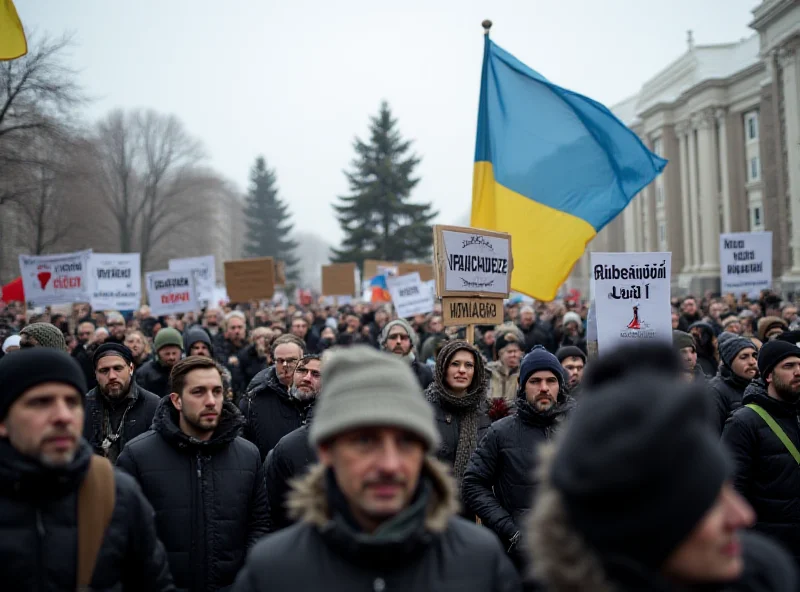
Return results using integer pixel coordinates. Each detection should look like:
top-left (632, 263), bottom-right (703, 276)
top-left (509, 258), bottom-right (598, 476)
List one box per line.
top-left (379, 318), bottom-right (433, 389)
top-left (19, 322), bottom-right (67, 351)
top-left (232, 346), bottom-right (520, 592)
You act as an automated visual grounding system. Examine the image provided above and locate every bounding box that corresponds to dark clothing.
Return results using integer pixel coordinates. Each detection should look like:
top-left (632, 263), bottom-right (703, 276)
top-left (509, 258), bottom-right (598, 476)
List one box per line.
top-left (557, 334), bottom-right (587, 355)
top-left (412, 358), bottom-right (434, 390)
top-left (697, 354), bottom-right (718, 378)
top-left (708, 365), bottom-right (751, 434)
top-left (0, 438), bottom-right (174, 591)
top-left (239, 365), bottom-right (313, 461)
top-left (82, 381), bottom-right (160, 462)
top-left (678, 312), bottom-right (702, 332)
top-left (722, 379), bottom-right (800, 564)
top-left (430, 397), bottom-right (492, 474)
top-left (117, 398), bottom-right (269, 592)
top-left (210, 333), bottom-right (246, 395)
top-left (237, 343), bottom-right (269, 389)
top-left (264, 423), bottom-right (317, 533)
top-left (519, 322), bottom-right (556, 354)
top-left (135, 358), bottom-right (172, 398)
top-left (72, 343), bottom-right (97, 390)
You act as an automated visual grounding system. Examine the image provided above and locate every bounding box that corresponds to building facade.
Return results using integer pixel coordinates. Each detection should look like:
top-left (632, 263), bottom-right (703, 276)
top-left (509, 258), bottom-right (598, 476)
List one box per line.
top-left (567, 0), bottom-right (800, 297)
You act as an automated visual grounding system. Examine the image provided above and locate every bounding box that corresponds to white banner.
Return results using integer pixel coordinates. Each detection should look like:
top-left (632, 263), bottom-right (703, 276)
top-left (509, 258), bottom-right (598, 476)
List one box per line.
top-left (386, 273), bottom-right (435, 318)
top-left (720, 232), bottom-right (772, 296)
top-left (89, 253), bottom-right (141, 311)
top-left (591, 252), bottom-right (672, 353)
top-left (169, 255), bottom-right (216, 303)
top-left (19, 250), bottom-right (92, 306)
top-left (441, 229), bottom-right (511, 296)
top-left (146, 270), bottom-right (198, 316)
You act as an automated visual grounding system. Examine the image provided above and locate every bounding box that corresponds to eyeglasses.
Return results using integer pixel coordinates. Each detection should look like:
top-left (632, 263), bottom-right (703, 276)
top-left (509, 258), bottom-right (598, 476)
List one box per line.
top-left (276, 357), bottom-right (299, 367)
top-left (107, 322), bottom-right (125, 327)
top-left (294, 367), bottom-right (321, 379)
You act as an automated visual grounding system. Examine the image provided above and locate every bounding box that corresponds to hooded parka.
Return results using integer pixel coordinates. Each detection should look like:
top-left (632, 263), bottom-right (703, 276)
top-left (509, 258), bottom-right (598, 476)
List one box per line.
top-left (708, 364), bottom-right (752, 434)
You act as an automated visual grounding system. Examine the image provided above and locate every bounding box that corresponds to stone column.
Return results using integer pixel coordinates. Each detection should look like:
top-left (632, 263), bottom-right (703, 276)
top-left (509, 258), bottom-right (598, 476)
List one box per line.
top-left (677, 122), bottom-right (693, 273)
top-left (716, 108), bottom-right (732, 234)
top-left (695, 109), bottom-right (721, 272)
top-left (779, 45), bottom-right (800, 274)
top-left (687, 120), bottom-right (701, 271)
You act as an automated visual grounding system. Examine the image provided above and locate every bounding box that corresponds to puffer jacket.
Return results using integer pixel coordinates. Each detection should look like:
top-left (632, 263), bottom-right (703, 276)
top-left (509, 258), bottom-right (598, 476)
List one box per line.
top-left (722, 378), bottom-right (800, 563)
top-left (117, 398), bottom-right (269, 591)
top-left (0, 438), bottom-right (174, 591)
top-left (239, 365), bottom-right (312, 461)
top-left (135, 358), bottom-right (172, 398)
top-left (231, 459), bottom-right (521, 592)
top-left (708, 364), bottom-right (752, 434)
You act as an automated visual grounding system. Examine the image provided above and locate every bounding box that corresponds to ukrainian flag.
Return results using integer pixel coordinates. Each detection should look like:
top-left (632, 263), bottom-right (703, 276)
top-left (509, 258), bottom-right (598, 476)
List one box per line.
top-left (369, 275), bottom-right (391, 303)
top-left (471, 32), bottom-right (667, 301)
top-left (0, 0), bottom-right (26, 61)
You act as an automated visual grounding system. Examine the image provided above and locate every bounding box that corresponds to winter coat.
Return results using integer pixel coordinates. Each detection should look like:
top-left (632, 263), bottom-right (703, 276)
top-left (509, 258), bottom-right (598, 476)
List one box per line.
top-left (135, 358), bottom-right (172, 398)
top-left (236, 343), bottom-right (268, 390)
top-left (231, 459), bottom-right (521, 592)
top-left (117, 398), bottom-right (269, 592)
top-left (487, 361), bottom-right (519, 403)
top-left (722, 378), bottom-right (800, 563)
top-left (239, 365), bottom-right (313, 461)
top-left (82, 381), bottom-right (160, 462)
top-left (697, 353), bottom-right (718, 378)
top-left (71, 343), bottom-right (97, 390)
top-left (519, 321), bottom-right (555, 353)
top-left (412, 357), bottom-right (434, 390)
top-left (429, 397), bottom-right (493, 472)
top-left (0, 438), bottom-right (174, 591)
top-left (708, 365), bottom-right (751, 434)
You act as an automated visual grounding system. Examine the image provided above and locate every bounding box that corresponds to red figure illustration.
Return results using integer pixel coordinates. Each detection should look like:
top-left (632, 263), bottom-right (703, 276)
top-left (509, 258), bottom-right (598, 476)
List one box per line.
top-left (627, 305), bottom-right (641, 330)
top-left (37, 271), bottom-right (51, 290)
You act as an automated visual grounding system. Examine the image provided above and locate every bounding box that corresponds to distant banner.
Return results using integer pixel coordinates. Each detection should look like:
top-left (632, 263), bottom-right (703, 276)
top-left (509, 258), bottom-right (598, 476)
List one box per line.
top-left (89, 253), bottom-right (141, 311)
top-left (19, 250), bottom-right (92, 306)
top-left (720, 232), bottom-right (772, 296)
top-left (169, 255), bottom-right (216, 303)
top-left (386, 273), bottom-right (434, 318)
top-left (146, 269), bottom-right (198, 316)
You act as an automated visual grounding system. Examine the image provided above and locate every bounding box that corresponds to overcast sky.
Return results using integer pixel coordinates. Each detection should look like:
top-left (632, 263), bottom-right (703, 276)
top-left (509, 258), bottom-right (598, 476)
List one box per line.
top-left (23, 0), bottom-right (758, 245)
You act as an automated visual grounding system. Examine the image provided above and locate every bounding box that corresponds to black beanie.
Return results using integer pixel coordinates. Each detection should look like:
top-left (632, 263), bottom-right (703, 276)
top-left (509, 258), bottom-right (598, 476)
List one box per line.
top-left (758, 340), bottom-right (800, 380)
top-left (551, 373), bottom-right (730, 569)
top-left (0, 348), bottom-right (87, 419)
top-left (519, 346), bottom-right (565, 393)
top-left (93, 343), bottom-right (134, 368)
top-left (555, 345), bottom-right (586, 365)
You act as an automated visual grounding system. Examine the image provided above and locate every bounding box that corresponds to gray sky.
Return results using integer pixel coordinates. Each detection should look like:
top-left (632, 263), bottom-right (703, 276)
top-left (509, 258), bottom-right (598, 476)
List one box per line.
top-left (23, 0), bottom-right (758, 244)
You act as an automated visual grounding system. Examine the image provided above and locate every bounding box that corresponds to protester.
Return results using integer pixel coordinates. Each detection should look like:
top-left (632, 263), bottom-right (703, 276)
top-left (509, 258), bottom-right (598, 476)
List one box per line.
top-left (1, 335), bottom-right (19, 354)
top-left (758, 316), bottom-right (789, 342)
top-left (105, 312), bottom-right (127, 344)
top-left (377, 318), bottom-right (434, 389)
top-left (19, 322), bottom-right (68, 351)
top-left (487, 327), bottom-right (524, 402)
top-left (118, 356), bottom-right (268, 591)
top-left (556, 345), bottom-right (585, 394)
top-left (557, 311), bottom-right (586, 353)
top-left (124, 329), bottom-right (152, 369)
top-left (136, 327), bottom-right (184, 397)
top-left (237, 326), bottom-right (273, 388)
top-left (690, 321), bottom-right (719, 377)
top-left (708, 333), bottom-right (758, 434)
top-left (232, 346), bottom-right (521, 592)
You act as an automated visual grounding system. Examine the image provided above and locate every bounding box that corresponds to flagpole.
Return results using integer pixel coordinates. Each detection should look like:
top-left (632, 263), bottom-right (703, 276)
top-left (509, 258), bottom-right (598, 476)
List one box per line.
top-left (482, 19), bottom-right (492, 35)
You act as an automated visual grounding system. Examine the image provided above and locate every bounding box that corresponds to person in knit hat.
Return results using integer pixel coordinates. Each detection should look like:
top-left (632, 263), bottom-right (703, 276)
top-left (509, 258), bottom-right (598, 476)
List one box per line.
top-left (527, 364), bottom-right (796, 591)
top-left (135, 327), bottom-right (184, 397)
top-left (758, 316), bottom-right (789, 343)
top-left (232, 346), bottom-right (521, 592)
top-left (19, 322), bottom-right (67, 351)
top-left (555, 345), bottom-right (585, 393)
top-left (689, 321), bottom-right (718, 377)
top-left (722, 339), bottom-right (800, 565)
top-left (378, 318), bottom-right (433, 390)
top-left (557, 311), bottom-right (586, 353)
top-left (672, 329), bottom-right (703, 382)
top-left (708, 334), bottom-right (758, 434)
top-left (463, 346), bottom-right (575, 572)
top-left (487, 327), bottom-right (524, 403)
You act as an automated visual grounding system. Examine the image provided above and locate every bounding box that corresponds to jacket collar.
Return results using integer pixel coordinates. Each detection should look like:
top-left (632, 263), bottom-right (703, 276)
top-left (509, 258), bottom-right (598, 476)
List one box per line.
top-left (152, 395), bottom-right (244, 452)
top-left (0, 437), bottom-right (92, 499)
top-left (742, 379), bottom-right (798, 418)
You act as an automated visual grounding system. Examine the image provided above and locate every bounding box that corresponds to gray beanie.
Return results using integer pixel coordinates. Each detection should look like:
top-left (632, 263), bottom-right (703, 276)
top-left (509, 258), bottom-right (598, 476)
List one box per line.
top-left (379, 318), bottom-right (419, 351)
top-left (718, 334), bottom-right (756, 369)
top-left (19, 322), bottom-right (67, 352)
top-left (309, 346), bottom-right (439, 451)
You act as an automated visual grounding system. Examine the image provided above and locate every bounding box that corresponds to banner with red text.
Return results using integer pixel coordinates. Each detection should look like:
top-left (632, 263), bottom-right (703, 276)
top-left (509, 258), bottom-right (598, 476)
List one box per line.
top-left (145, 269), bottom-right (198, 316)
top-left (19, 250), bottom-right (92, 306)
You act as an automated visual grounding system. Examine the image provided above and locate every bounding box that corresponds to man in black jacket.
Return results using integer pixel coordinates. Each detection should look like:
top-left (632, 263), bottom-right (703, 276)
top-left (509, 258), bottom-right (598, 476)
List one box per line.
top-left (0, 348), bottom-right (174, 591)
top-left (240, 334), bottom-right (309, 461)
top-left (708, 333), bottom-right (757, 434)
top-left (379, 318), bottom-right (434, 390)
top-left (137, 327), bottom-right (184, 397)
top-left (722, 339), bottom-right (800, 566)
top-left (232, 346), bottom-right (520, 592)
top-left (462, 345), bottom-right (575, 569)
top-left (83, 343), bottom-right (160, 462)
top-left (118, 355), bottom-right (269, 591)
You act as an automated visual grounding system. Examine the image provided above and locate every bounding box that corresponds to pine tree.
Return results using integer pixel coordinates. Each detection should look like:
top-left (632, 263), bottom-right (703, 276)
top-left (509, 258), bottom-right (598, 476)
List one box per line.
top-left (243, 156), bottom-right (299, 278)
top-left (331, 101), bottom-right (437, 270)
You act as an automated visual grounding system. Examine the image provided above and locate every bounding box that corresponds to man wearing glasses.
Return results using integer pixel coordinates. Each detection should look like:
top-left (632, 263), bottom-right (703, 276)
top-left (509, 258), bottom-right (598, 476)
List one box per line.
top-left (239, 334), bottom-right (308, 461)
top-left (105, 312), bottom-right (127, 345)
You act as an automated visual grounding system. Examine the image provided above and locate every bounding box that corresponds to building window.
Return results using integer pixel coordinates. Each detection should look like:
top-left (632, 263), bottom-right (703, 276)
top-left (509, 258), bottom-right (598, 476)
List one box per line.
top-left (746, 112), bottom-right (759, 141)
top-left (748, 156), bottom-right (760, 182)
top-left (753, 206), bottom-right (762, 228)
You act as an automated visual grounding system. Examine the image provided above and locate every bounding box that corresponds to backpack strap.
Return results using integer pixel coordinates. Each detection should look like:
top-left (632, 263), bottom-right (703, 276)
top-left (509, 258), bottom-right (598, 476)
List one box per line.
top-left (77, 455), bottom-right (116, 590)
top-left (745, 403), bottom-right (800, 465)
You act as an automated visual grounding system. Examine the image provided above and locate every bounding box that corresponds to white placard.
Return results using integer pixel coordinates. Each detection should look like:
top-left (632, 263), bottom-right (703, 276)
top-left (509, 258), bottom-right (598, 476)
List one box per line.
top-left (89, 253), bottom-right (141, 311)
top-left (146, 270), bottom-right (198, 316)
top-left (169, 255), bottom-right (216, 303)
top-left (19, 250), bottom-right (92, 306)
top-left (720, 232), bottom-right (772, 296)
top-left (441, 229), bottom-right (511, 296)
top-left (386, 273), bottom-right (435, 318)
top-left (591, 252), bottom-right (672, 352)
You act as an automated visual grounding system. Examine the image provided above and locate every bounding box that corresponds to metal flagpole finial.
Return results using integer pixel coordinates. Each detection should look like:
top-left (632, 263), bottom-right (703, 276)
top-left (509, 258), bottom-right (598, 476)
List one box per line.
top-left (482, 20), bottom-right (493, 35)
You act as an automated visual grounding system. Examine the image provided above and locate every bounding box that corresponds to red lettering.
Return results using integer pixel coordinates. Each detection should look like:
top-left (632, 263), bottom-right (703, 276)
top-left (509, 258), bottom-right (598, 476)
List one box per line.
top-left (53, 276), bottom-right (81, 289)
top-left (161, 292), bottom-right (190, 304)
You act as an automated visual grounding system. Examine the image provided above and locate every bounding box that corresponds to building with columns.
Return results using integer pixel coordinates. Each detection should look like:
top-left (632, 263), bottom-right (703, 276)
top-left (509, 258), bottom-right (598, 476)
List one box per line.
top-left (567, 0), bottom-right (800, 297)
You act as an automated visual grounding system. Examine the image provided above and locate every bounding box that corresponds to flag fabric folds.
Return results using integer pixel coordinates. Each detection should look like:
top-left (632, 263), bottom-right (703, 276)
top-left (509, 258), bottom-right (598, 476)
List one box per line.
top-left (0, 0), bottom-right (26, 61)
top-left (369, 275), bottom-right (391, 303)
top-left (471, 34), bottom-right (667, 301)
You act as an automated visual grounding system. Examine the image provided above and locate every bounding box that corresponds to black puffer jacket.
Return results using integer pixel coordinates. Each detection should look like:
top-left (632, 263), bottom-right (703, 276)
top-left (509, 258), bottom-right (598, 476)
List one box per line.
top-left (462, 395), bottom-right (575, 546)
top-left (135, 358), bottom-right (172, 398)
top-left (83, 380), bottom-right (160, 462)
top-left (117, 398), bottom-right (269, 591)
top-left (708, 365), bottom-right (752, 434)
top-left (722, 379), bottom-right (800, 563)
top-left (430, 398), bottom-right (492, 470)
top-left (0, 438), bottom-right (174, 591)
top-left (239, 365), bottom-right (312, 461)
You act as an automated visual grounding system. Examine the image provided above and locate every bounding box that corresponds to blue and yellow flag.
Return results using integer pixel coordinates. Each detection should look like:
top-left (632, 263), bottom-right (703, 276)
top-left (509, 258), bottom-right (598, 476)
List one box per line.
top-left (0, 0), bottom-right (26, 61)
top-left (471, 33), bottom-right (667, 301)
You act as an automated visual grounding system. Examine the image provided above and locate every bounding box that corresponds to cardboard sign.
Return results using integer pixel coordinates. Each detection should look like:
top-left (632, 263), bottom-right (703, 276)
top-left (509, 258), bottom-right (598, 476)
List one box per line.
top-left (442, 296), bottom-right (505, 327)
top-left (89, 253), bottom-right (141, 311)
top-left (398, 263), bottom-right (435, 283)
top-left (146, 269), bottom-right (198, 316)
top-left (19, 250), bottom-right (93, 306)
top-left (169, 255), bottom-right (216, 303)
top-left (224, 257), bottom-right (275, 302)
top-left (433, 225), bottom-right (513, 298)
top-left (591, 251), bottom-right (672, 353)
top-left (322, 263), bottom-right (358, 296)
top-left (363, 259), bottom-right (397, 279)
top-left (386, 273), bottom-right (435, 318)
top-left (274, 261), bottom-right (287, 287)
top-left (720, 232), bottom-right (772, 296)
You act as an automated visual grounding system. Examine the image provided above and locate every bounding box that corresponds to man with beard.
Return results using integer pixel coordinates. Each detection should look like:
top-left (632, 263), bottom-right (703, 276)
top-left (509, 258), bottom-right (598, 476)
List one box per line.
top-left (72, 320), bottom-right (98, 389)
top-left (202, 308), bottom-right (223, 338)
top-left (487, 329), bottom-right (524, 402)
top-left (118, 356), bottom-right (268, 591)
top-left (463, 346), bottom-right (575, 571)
top-left (263, 355), bottom-right (322, 532)
top-left (723, 340), bottom-right (800, 565)
top-left (83, 343), bottom-right (160, 462)
top-left (708, 334), bottom-right (758, 434)
top-left (213, 311), bottom-right (248, 369)
top-left (0, 348), bottom-right (174, 590)
top-left (105, 312), bottom-right (127, 344)
top-left (136, 327), bottom-right (184, 397)
top-left (240, 334), bottom-right (309, 461)
top-left (556, 345), bottom-right (585, 395)
top-left (379, 319), bottom-right (433, 389)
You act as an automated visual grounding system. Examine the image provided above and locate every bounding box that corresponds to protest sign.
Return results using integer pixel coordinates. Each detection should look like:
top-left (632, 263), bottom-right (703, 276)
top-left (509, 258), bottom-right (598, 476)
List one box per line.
top-left (89, 253), bottom-right (141, 311)
top-left (274, 261), bottom-right (286, 287)
top-left (322, 263), bottom-right (358, 297)
top-left (224, 257), bottom-right (275, 301)
top-left (442, 297), bottom-right (505, 327)
top-left (720, 232), bottom-right (772, 296)
top-left (591, 252), bottom-right (671, 353)
top-left (433, 225), bottom-right (512, 298)
top-left (19, 250), bottom-right (92, 306)
top-left (386, 273), bottom-right (434, 318)
top-left (169, 255), bottom-right (216, 304)
top-left (146, 269), bottom-right (198, 316)
top-left (398, 263), bottom-right (435, 283)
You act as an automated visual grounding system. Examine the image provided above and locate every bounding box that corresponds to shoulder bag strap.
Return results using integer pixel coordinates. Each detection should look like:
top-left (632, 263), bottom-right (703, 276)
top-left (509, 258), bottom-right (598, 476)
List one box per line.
top-left (745, 403), bottom-right (800, 465)
top-left (77, 455), bottom-right (116, 590)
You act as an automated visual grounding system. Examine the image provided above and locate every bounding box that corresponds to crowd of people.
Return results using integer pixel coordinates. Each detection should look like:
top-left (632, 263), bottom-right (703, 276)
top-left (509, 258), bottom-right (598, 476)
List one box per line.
top-left (0, 289), bottom-right (799, 591)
